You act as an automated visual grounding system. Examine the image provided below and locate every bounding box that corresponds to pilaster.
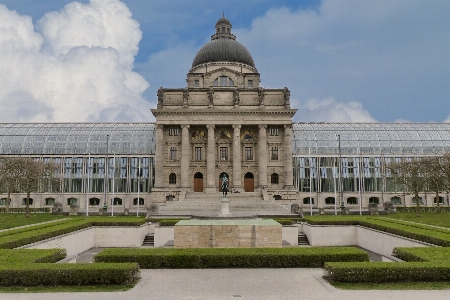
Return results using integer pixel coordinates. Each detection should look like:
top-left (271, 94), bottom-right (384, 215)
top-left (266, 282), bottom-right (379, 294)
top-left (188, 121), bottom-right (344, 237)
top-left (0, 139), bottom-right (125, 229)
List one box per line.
top-left (154, 124), bottom-right (164, 188)
top-left (284, 124), bottom-right (294, 189)
top-left (232, 124), bottom-right (242, 189)
top-left (205, 124), bottom-right (216, 193)
top-left (180, 125), bottom-right (190, 188)
top-left (258, 124), bottom-right (268, 187)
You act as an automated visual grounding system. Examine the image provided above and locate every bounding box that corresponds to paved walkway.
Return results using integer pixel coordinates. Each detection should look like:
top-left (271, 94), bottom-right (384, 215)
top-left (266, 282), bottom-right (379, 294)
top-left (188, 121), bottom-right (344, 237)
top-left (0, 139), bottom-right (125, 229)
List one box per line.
top-left (1, 268), bottom-right (449, 300)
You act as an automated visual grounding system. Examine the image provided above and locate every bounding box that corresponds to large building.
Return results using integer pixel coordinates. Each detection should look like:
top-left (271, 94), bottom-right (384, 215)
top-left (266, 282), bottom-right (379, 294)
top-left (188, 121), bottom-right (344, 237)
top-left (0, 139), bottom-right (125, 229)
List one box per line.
top-left (1, 17), bottom-right (450, 213)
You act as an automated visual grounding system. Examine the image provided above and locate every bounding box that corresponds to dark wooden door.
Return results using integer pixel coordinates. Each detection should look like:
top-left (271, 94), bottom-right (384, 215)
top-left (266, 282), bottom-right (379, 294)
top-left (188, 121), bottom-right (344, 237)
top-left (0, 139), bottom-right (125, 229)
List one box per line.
top-left (244, 178), bottom-right (254, 192)
top-left (194, 178), bottom-right (203, 192)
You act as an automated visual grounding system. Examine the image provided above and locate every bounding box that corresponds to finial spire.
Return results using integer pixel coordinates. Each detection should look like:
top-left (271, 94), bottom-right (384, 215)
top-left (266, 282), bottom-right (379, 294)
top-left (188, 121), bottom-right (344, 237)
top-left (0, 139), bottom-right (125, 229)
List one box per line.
top-left (222, 12), bottom-right (224, 17)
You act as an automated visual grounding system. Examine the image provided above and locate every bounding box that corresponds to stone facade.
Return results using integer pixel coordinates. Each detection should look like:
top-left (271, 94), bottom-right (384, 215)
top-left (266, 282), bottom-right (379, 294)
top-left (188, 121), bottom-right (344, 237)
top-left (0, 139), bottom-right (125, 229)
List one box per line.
top-left (151, 17), bottom-right (296, 201)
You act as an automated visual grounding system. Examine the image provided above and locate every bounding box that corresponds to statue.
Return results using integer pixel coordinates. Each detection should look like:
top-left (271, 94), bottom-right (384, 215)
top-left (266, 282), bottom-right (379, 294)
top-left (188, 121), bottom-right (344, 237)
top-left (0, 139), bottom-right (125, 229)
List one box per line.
top-left (221, 174), bottom-right (229, 197)
top-left (283, 87), bottom-right (290, 107)
top-left (258, 87), bottom-right (265, 104)
top-left (233, 89), bottom-right (240, 106)
top-left (183, 88), bottom-right (189, 107)
top-left (208, 88), bottom-right (214, 105)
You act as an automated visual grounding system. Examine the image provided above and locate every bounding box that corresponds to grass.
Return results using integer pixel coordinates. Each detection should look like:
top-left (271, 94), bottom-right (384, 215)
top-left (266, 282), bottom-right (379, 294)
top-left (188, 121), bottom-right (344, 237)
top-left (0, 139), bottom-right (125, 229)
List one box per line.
top-left (0, 285), bottom-right (134, 293)
top-left (382, 212), bottom-right (450, 229)
top-left (332, 281), bottom-right (450, 290)
top-left (0, 214), bottom-right (69, 230)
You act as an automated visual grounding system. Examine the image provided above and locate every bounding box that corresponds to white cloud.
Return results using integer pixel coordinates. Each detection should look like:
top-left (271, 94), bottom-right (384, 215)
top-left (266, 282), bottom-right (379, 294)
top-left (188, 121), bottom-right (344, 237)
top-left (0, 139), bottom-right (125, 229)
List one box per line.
top-left (0, 0), bottom-right (151, 123)
top-left (295, 97), bottom-right (377, 123)
top-left (444, 115), bottom-right (450, 123)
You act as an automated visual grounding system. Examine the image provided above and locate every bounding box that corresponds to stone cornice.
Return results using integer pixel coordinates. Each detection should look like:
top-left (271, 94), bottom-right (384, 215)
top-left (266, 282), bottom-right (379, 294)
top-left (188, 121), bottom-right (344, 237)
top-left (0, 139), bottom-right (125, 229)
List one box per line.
top-left (151, 108), bottom-right (297, 116)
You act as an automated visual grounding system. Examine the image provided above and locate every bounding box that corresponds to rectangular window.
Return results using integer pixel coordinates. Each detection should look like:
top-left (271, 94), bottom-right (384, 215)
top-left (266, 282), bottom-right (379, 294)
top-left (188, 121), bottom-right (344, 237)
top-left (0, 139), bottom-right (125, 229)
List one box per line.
top-left (269, 128), bottom-right (278, 136)
top-left (194, 80), bottom-right (199, 87)
top-left (248, 80), bottom-right (253, 87)
top-left (220, 147), bottom-right (228, 161)
top-left (271, 147), bottom-right (278, 160)
top-left (245, 147), bottom-right (253, 161)
top-left (169, 128), bottom-right (179, 136)
top-left (169, 147), bottom-right (177, 161)
top-left (195, 147), bottom-right (202, 161)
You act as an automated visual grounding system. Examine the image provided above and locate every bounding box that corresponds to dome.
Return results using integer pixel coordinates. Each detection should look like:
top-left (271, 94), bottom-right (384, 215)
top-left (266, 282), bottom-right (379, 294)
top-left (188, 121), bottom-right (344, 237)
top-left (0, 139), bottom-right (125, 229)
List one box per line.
top-left (192, 38), bottom-right (255, 68)
top-left (191, 15), bottom-right (255, 68)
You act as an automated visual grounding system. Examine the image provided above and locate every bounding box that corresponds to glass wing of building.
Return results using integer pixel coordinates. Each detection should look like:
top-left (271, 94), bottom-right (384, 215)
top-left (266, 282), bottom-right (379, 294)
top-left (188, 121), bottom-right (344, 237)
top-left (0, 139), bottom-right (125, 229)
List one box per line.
top-left (0, 123), bottom-right (156, 155)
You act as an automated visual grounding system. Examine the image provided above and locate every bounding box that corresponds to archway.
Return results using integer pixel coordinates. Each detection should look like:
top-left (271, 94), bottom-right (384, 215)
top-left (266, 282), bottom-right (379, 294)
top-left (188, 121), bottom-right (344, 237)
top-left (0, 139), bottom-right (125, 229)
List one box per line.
top-left (244, 172), bottom-right (254, 192)
top-left (219, 172), bottom-right (229, 192)
top-left (194, 172), bottom-right (204, 192)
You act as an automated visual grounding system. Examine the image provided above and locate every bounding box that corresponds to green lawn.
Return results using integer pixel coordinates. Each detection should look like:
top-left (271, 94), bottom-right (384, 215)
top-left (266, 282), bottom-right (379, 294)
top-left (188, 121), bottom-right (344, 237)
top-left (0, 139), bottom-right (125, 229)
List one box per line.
top-left (0, 214), bottom-right (69, 230)
top-left (333, 281), bottom-right (450, 290)
top-left (382, 212), bottom-right (450, 229)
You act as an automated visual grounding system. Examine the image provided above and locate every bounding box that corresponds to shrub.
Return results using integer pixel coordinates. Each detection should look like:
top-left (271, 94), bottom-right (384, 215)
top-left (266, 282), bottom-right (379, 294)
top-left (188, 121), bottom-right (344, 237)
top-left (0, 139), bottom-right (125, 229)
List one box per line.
top-left (94, 247), bottom-right (369, 269)
top-left (324, 261), bottom-right (450, 283)
top-left (393, 247), bottom-right (450, 262)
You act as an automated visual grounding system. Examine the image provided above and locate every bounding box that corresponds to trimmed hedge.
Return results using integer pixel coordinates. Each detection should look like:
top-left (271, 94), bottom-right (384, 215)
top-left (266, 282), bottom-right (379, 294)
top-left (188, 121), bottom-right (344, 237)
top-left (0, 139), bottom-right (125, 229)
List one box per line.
top-left (0, 208), bottom-right (50, 214)
top-left (0, 217), bottom-right (147, 249)
top-left (305, 217), bottom-right (450, 246)
top-left (324, 261), bottom-right (450, 283)
top-left (393, 247), bottom-right (450, 262)
top-left (0, 249), bottom-right (67, 265)
top-left (146, 218), bottom-right (190, 226)
top-left (0, 263), bottom-right (140, 286)
top-left (396, 207), bottom-right (450, 213)
top-left (94, 247), bottom-right (369, 269)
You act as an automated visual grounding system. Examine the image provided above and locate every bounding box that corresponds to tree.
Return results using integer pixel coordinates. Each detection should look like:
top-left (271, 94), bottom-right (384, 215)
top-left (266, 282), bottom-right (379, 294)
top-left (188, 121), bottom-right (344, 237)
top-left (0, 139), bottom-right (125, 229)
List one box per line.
top-left (2, 157), bottom-right (60, 218)
top-left (440, 153), bottom-right (450, 193)
top-left (422, 156), bottom-right (446, 212)
top-left (0, 157), bottom-right (22, 213)
top-left (386, 157), bottom-right (428, 217)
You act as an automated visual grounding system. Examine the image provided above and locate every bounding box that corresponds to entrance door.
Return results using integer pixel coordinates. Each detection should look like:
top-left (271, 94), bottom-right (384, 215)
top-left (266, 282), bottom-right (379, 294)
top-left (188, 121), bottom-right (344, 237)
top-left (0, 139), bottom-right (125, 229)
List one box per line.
top-left (194, 172), bottom-right (203, 192)
top-left (219, 172), bottom-right (229, 192)
top-left (244, 172), bottom-right (254, 192)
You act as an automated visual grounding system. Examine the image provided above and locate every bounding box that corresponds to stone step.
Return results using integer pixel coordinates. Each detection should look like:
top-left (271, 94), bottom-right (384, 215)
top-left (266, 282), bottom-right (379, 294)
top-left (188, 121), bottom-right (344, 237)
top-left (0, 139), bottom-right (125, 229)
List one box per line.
top-left (142, 234), bottom-right (154, 246)
top-left (298, 233), bottom-right (310, 246)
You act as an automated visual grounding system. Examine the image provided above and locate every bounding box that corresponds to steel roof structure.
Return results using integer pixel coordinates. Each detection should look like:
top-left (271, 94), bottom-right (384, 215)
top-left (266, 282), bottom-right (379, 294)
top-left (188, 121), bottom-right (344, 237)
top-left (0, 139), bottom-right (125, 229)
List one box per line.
top-left (0, 123), bottom-right (155, 155)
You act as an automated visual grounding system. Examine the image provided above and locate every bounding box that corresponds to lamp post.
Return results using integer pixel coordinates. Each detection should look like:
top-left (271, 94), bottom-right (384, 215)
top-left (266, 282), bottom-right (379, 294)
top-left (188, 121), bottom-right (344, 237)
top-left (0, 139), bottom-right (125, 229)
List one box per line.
top-left (137, 158), bottom-right (141, 217)
top-left (103, 134), bottom-right (110, 213)
top-left (338, 135), bottom-right (345, 213)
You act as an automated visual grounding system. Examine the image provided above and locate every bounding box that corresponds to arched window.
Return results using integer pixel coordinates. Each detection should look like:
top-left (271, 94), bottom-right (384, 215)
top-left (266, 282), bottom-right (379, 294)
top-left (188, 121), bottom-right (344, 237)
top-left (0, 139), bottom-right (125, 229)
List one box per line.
top-left (213, 76), bottom-right (234, 87)
top-left (112, 198), bottom-right (122, 205)
top-left (325, 197), bottom-right (335, 205)
top-left (22, 198), bottom-right (34, 205)
top-left (347, 197), bottom-right (358, 205)
top-left (271, 173), bottom-right (279, 184)
top-left (303, 197), bottom-right (314, 205)
top-left (390, 196), bottom-right (401, 205)
top-left (434, 196), bottom-right (444, 204)
top-left (412, 196), bottom-right (423, 204)
top-left (45, 198), bottom-right (56, 206)
top-left (67, 198), bottom-right (77, 205)
top-left (369, 197), bottom-right (379, 204)
top-left (169, 173), bottom-right (177, 184)
top-left (89, 198), bottom-right (100, 206)
top-left (134, 198), bottom-right (144, 205)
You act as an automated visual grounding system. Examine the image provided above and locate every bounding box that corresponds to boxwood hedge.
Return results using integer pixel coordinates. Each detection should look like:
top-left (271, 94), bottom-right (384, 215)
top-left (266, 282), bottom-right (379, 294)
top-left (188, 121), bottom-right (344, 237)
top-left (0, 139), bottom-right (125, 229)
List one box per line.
top-left (324, 261), bottom-right (450, 283)
top-left (393, 247), bottom-right (450, 262)
top-left (94, 247), bottom-right (369, 269)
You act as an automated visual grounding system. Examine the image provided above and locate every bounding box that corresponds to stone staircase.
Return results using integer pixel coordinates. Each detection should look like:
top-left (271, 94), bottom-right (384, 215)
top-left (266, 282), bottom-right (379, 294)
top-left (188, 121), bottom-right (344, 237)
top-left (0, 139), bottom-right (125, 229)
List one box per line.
top-left (157, 191), bottom-right (293, 217)
top-left (298, 232), bottom-right (310, 246)
top-left (142, 234), bottom-right (154, 247)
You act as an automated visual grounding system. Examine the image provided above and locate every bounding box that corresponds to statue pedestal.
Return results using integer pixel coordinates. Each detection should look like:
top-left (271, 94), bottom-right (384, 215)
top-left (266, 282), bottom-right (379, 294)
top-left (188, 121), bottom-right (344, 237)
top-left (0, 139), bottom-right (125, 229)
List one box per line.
top-left (220, 197), bottom-right (231, 216)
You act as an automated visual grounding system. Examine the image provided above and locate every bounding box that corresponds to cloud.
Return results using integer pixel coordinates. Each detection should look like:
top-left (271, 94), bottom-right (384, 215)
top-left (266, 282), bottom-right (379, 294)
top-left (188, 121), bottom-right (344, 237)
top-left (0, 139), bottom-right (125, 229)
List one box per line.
top-left (294, 97), bottom-right (377, 123)
top-left (0, 0), bottom-right (151, 122)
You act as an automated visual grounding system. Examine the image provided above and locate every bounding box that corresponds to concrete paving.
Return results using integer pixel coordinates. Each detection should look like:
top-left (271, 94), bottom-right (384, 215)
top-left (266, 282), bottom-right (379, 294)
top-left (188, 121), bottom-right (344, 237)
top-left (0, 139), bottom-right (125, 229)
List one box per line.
top-left (1, 268), bottom-right (449, 300)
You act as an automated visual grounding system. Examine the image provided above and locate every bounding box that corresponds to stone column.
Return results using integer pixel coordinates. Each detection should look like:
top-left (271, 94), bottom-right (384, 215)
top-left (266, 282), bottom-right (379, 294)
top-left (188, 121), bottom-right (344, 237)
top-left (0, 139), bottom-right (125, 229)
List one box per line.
top-left (258, 125), bottom-right (268, 188)
top-left (180, 125), bottom-right (190, 188)
top-left (154, 124), bottom-right (164, 188)
top-left (206, 124), bottom-right (216, 193)
top-left (284, 124), bottom-right (294, 189)
top-left (232, 124), bottom-right (242, 189)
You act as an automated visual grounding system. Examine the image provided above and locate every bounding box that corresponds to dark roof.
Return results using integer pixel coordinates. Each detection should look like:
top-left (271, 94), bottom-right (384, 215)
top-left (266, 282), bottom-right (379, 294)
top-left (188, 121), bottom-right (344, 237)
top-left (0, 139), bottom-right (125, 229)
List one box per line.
top-left (192, 38), bottom-right (255, 67)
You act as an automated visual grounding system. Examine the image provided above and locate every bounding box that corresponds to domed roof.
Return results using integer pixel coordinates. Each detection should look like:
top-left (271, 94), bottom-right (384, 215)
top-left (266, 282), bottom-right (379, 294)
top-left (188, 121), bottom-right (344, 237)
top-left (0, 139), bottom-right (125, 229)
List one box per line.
top-left (192, 38), bottom-right (255, 68)
top-left (191, 15), bottom-right (255, 68)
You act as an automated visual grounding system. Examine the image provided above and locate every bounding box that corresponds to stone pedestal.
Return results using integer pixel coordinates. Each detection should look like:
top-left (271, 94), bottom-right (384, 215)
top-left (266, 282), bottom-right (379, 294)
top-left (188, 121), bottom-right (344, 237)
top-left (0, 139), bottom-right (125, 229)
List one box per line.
top-left (220, 197), bottom-right (231, 215)
top-left (174, 219), bottom-right (282, 248)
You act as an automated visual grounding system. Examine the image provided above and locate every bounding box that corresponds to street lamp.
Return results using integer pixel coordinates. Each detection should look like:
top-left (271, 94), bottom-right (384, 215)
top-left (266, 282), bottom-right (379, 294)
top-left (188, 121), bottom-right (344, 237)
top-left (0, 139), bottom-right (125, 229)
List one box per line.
top-left (338, 135), bottom-right (345, 212)
top-left (103, 134), bottom-right (110, 213)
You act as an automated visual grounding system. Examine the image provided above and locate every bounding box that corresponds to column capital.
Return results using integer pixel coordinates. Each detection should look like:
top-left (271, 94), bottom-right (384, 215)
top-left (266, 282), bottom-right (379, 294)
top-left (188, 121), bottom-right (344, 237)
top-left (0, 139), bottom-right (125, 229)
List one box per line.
top-left (206, 124), bottom-right (215, 130)
top-left (258, 124), bottom-right (268, 129)
top-left (232, 124), bottom-right (242, 129)
top-left (284, 124), bottom-right (292, 129)
top-left (181, 125), bottom-right (190, 129)
top-left (156, 124), bottom-right (164, 129)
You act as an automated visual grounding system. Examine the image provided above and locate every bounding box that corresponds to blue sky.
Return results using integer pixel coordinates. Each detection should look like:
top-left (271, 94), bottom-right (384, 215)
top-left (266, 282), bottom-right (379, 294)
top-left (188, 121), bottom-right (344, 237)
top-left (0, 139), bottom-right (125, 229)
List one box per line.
top-left (0, 0), bottom-right (449, 123)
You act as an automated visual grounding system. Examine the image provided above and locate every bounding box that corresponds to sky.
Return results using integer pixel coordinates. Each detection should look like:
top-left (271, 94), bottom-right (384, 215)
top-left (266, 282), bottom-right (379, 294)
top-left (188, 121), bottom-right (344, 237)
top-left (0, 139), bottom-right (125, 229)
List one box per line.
top-left (0, 0), bottom-right (449, 123)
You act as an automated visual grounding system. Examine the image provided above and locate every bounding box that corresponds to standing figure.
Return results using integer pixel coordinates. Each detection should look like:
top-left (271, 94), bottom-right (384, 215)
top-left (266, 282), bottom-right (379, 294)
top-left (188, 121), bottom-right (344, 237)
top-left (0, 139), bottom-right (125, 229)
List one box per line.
top-left (221, 174), bottom-right (229, 196)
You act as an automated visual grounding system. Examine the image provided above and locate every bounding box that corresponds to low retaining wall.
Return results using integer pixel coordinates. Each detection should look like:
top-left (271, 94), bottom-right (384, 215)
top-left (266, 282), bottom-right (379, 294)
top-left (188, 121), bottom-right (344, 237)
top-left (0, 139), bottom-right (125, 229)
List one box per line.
top-left (20, 225), bottom-right (149, 258)
top-left (304, 224), bottom-right (433, 260)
